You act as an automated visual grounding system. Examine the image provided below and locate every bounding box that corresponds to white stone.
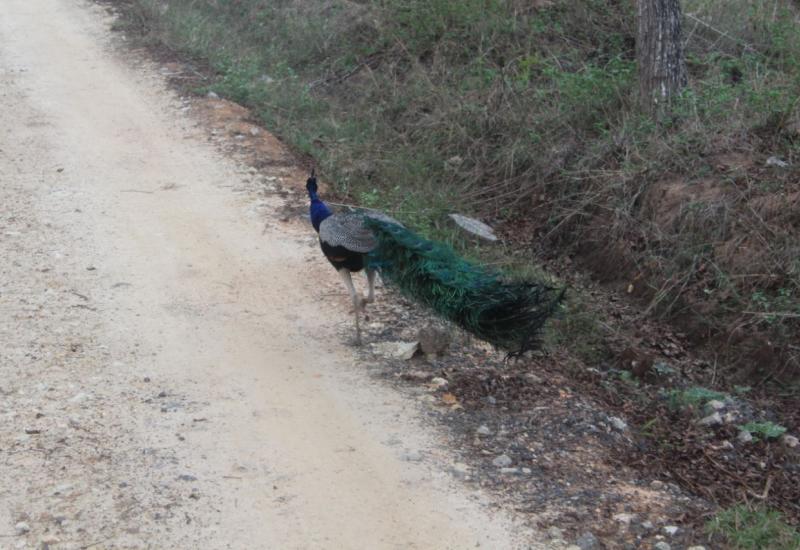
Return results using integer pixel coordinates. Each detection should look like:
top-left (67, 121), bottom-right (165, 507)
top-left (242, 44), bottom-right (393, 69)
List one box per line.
top-left (492, 454), bottom-right (512, 468)
top-left (697, 412), bottom-right (722, 426)
top-left (609, 416), bottom-right (628, 431)
top-left (476, 425), bottom-right (492, 436)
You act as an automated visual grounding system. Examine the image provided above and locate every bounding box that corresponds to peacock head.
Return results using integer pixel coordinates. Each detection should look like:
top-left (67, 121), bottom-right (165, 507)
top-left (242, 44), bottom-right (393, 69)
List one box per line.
top-left (306, 175), bottom-right (318, 197)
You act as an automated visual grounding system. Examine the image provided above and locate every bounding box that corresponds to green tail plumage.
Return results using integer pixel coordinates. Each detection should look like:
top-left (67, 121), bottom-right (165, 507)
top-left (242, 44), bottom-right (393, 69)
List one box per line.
top-left (364, 218), bottom-right (564, 355)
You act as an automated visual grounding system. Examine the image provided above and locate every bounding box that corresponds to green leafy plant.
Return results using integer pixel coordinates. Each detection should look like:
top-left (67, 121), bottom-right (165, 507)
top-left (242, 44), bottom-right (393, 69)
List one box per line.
top-left (738, 421), bottom-right (787, 441)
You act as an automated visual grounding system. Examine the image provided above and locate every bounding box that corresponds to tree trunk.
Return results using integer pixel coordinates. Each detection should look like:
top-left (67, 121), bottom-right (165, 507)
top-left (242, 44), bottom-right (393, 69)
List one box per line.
top-left (637, 0), bottom-right (688, 114)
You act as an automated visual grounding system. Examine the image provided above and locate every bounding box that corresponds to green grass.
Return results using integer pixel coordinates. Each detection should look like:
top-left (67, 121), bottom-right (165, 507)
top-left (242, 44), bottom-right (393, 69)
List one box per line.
top-left (707, 505), bottom-right (800, 550)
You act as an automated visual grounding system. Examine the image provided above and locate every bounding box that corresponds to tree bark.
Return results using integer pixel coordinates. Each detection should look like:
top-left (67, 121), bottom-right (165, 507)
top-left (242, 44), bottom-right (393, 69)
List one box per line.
top-left (637, 0), bottom-right (688, 114)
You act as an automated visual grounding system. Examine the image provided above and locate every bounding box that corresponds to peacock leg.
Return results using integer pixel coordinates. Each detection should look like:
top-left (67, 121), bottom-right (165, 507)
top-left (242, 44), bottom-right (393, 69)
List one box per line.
top-left (338, 268), bottom-right (363, 345)
top-left (364, 269), bottom-right (377, 304)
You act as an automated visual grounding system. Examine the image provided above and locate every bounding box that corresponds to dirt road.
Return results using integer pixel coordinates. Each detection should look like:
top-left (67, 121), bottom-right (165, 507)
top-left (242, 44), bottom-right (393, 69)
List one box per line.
top-left (0, 1), bottom-right (546, 548)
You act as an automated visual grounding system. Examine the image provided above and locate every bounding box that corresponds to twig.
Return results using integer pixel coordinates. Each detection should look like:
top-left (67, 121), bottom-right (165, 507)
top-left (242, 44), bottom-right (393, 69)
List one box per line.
top-left (743, 311), bottom-right (800, 319)
top-left (684, 13), bottom-right (758, 54)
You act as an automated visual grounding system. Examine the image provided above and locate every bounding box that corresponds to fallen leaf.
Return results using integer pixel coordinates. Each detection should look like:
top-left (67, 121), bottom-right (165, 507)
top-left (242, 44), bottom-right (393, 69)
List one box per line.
top-left (442, 393), bottom-right (458, 405)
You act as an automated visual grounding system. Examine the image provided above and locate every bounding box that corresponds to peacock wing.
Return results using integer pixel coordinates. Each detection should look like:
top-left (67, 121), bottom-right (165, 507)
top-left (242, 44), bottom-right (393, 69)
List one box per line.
top-left (319, 212), bottom-right (377, 253)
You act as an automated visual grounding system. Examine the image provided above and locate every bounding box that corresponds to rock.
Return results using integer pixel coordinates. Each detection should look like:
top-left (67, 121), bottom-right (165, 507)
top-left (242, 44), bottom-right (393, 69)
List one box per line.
top-left (766, 156), bottom-right (789, 168)
top-left (485, 396), bottom-right (497, 406)
top-left (177, 474), bottom-right (198, 482)
top-left (649, 480), bottom-right (664, 490)
top-left (687, 547), bottom-right (706, 550)
top-left (451, 462), bottom-right (470, 478)
top-left (374, 341), bottom-right (419, 360)
top-left (706, 399), bottom-right (726, 411)
top-left (430, 377), bottom-right (448, 389)
top-left (609, 416), bottom-right (628, 431)
top-left (576, 531), bottom-right (599, 549)
top-left (613, 513), bottom-right (635, 524)
top-left (448, 213), bottom-right (498, 242)
top-left (737, 430), bottom-right (754, 444)
top-left (654, 543), bottom-right (671, 550)
top-left (15, 522), bottom-right (30, 534)
top-left (476, 425), bottom-right (492, 436)
top-left (547, 526), bottom-right (564, 540)
top-left (722, 411), bottom-right (738, 423)
top-left (417, 325), bottom-right (450, 356)
top-left (206, 91), bottom-right (219, 99)
top-left (783, 435), bottom-right (799, 448)
top-left (500, 467), bottom-right (519, 474)
top-left (641, 520), bottom-right (654, 530)
top-left (663, 525), bottom-right (679, 536)
top-left (566, 546), bottom-right (582, 550)
top-left (697, 412), bottom-right (722, 426)
top-left (492, 454), bottom-right (513, 468)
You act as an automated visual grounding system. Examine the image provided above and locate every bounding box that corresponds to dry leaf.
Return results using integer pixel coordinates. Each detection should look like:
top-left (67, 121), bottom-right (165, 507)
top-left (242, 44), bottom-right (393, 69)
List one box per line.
top-left (441, 393), bottom-right (458, 405)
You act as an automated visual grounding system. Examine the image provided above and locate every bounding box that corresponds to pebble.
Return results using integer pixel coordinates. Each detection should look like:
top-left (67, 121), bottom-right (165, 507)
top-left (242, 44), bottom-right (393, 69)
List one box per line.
top-left (451, 462), bottom-right (470, 478)
top-left (485, 396), bottom-right (497, 405)
top-left (476, 425), bottom-right (492, 436)
top-left (576, 531), bottom-right (599, 549)
top-left (613, 513), bottom-right (635, 524)
top-left (15, 521), bottom-right (30, 534)
top-left (737, 430), bottom-right (754, 443)
top-left (206, 91), bottom-right (219, 99)
top-left (641, 520), bottom-right (654, 530)
top-left (500, 467), bottom-right (519, 474)
top-left (547, 526), bottom-right (564, 540)
top-left (609, 416), bottom-right (628, 431)
top-left (687, 547), bottom-right (706, 550)
top-left (492, 454), bottom-right (512, 468)
top-left (654, 543), bottom-right (671, 550)
top-left (663, 525), bottom-right (679, 536)
top-left (783, 435), bottom-right (799, 448)
top-left (697, 412), bottom-right (722, 426)
top-left (430, 377), bottom-right (448, 389)
top-left (706, 399), bottom-right (726, 410)
top-left (649, 480), bottom-right (664, 490)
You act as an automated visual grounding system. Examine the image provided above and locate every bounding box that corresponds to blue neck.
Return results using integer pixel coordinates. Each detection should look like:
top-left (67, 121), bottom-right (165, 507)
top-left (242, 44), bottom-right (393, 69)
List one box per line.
top-left (309, 190), bottom-right (332, 232)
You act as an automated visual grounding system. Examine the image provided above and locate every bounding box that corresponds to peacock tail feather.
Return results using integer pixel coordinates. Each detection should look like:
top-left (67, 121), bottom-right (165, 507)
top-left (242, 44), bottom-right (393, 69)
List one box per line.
top-left (364, 218), bottom-right (564, 355)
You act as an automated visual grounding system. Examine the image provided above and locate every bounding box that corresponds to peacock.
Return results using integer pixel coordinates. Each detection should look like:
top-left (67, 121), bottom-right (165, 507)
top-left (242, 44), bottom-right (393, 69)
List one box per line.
top-left (306, 172), bottom-right (564, 355)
